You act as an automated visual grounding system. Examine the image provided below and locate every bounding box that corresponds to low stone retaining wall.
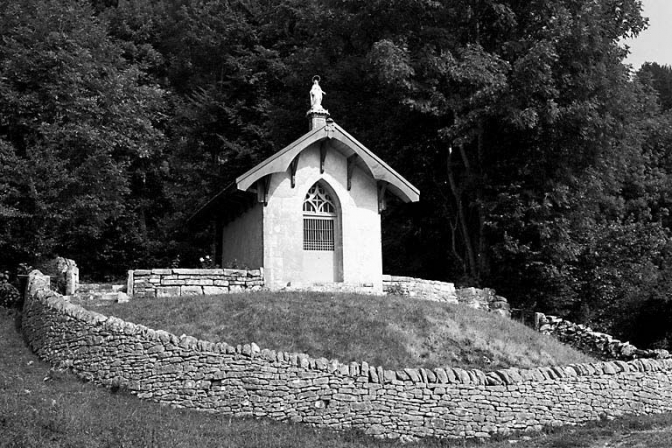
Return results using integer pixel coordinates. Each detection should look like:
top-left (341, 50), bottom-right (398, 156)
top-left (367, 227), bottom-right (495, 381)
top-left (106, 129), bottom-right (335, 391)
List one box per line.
top-left (536, 313), bottom-right (670, 361)
top-left (127, 270), bottom-right (510, 316)
top-left (23, 271), bottom-right (672, 441)
top-left (383, 275), bottom-right (457, 301)
top-left (129, 268), bottom-right (264, 299)
top-left (382, 275), bottom-right (510, 316)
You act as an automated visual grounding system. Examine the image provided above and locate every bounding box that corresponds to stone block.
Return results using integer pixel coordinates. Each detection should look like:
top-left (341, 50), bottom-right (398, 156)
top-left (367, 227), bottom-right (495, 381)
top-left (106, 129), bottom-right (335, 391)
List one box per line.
top-left (245, 280), bottom-right (264, 286)
top-left (157, 286), bottom-right (181, 298)
top-left (126, 270), bottom-right (135, 297)
top-left (203, 286), bottom-right (229, 296)
top-left (171, 269), bottom-right (201, 275)
top-left (404, 368), bottom-right (422, 383)
top-left (395, 370), bottom-right (410, 381)
top-left (486, 373), bottom-right (503, 385)
top-left (99, 292), bottom-right (119, 301)
top-left (185, 279), bottom-right (214, 286)
top-left (178, 269), bottom-right (224, 277)
top-left (151, 269), bottom-right (172, 275)
top-left (181, 286), bottom-right (203, 296)
top-left (65, 265), bottom-right (79, 295)
top-left (136, 290), bottom-right (156, 299)
top-left (369, 367), bottom-right (379, 383)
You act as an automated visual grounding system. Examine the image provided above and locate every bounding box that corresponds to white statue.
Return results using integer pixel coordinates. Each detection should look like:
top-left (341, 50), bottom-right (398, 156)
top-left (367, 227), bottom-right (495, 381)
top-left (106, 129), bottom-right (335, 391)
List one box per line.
top-left (310, 76), bottom-right (326, 111)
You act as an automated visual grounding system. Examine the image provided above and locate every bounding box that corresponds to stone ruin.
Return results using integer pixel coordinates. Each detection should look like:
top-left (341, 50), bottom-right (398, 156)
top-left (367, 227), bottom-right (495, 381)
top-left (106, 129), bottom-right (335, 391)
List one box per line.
top-left (34, 256), bottom-right (79, 295)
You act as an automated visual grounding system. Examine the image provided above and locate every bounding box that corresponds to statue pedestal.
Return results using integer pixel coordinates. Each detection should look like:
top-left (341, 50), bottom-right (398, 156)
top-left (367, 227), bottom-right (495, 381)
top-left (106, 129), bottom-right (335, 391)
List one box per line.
top-left (307, 108), bottom-right (330, 131)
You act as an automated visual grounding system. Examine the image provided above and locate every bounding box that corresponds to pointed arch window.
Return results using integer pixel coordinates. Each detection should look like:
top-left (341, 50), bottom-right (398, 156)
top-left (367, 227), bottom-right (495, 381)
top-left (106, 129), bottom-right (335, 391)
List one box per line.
top-left (303, 183), bottom-right (336, 251)
top-left (303, 183), bottom-right (336, 215)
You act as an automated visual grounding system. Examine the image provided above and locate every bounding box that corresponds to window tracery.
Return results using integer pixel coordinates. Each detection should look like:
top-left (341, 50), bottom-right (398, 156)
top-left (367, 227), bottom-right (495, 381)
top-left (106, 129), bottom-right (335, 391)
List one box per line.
top-left (303, 183), bottom-right (336, 215)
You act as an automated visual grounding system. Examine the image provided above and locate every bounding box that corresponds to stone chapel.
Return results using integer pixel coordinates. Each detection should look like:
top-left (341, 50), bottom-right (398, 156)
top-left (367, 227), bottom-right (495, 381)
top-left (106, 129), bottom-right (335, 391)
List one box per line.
top-left (191, 78), bottom-right (419, 291)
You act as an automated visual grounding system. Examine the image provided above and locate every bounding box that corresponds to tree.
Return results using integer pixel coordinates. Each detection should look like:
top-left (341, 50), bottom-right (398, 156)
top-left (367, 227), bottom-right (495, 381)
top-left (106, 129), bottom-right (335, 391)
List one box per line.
top-left (324, 0), bottom-right (646, 288)
top-left (639, 62), bottom-right (672, 111)
top-left (0, 0), bottom-right (167, 275)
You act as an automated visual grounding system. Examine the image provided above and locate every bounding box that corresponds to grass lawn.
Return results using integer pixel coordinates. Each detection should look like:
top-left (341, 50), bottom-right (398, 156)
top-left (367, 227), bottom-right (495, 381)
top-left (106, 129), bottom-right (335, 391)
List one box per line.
top-left (4, 306), bottom-right (672, 447)
top-left (84, 291), bottom-right (593, 371)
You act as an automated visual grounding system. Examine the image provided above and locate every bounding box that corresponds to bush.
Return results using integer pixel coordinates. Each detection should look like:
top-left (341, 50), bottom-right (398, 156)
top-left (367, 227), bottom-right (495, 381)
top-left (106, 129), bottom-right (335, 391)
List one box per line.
top-left (0, 272), bottom-right (21, 308)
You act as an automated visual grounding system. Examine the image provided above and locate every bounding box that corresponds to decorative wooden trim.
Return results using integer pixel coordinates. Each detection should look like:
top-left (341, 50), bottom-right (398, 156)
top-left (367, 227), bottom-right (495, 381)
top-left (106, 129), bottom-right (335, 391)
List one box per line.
top-left (235, 123), bottom-right (419, 203)
top-left (347, 154), bottom-right (358, 191)
top-left (290, 155), bottom-right (300, 188)
top-left (257, 176), bottom-right (271, 206)
top-left (325, 120), bottom-right (335, 138)
top-left (378, 182), bottom-right (387, 213)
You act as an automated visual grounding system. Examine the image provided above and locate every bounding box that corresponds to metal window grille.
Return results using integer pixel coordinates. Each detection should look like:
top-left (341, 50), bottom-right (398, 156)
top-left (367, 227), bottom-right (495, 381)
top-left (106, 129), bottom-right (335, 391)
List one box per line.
top-left (303, 218), bottom-right (335, 251)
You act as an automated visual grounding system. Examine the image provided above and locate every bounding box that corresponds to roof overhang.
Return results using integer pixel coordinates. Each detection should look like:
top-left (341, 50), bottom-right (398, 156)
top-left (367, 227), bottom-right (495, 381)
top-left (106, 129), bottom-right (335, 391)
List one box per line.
top-left (187, 182), bottom-right (256, 226)
top-left (236, 121), bottom-right (419, 203)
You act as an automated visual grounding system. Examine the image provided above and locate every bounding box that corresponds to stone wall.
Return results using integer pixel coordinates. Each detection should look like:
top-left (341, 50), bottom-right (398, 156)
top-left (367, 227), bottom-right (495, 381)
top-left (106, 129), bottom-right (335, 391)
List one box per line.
top-left (382, 275), bottom-right (510, 316)
top-left (23, 271), bottom-right (672, 441)
top-left (35, 256), bottom-right (79, 295)
top-left (129, 268), bottom-right (264, 299)
top-left (536, 313), bottom-right (670, 361)
top-left (127, 269), bottom-right (510, 318)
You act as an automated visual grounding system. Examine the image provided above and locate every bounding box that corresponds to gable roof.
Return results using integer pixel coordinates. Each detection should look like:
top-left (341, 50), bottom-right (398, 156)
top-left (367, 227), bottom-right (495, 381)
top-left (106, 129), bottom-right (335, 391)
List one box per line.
top-left (189, 119), bottom-right (420, 225)
top-left (236, 120), bottom-right (419, 203)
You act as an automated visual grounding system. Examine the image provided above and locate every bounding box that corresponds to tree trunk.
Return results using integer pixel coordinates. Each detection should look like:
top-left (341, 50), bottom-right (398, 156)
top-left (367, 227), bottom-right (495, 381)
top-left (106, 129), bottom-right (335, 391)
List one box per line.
top-left (447, 146), bottom-right (478, 280)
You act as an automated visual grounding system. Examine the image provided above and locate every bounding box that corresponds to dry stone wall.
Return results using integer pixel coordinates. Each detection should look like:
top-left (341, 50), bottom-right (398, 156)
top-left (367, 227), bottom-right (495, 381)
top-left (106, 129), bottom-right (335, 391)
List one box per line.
top-left (128, 270), bottom-right (510, 317)
top-left (129, 268), bottom-right (264, 299)
top-left (382, 275), bottom-right (510, 316)
top-left (536, 313), bottom-right (670, 361)
top-left (22, 271), bottom-right (672, 441)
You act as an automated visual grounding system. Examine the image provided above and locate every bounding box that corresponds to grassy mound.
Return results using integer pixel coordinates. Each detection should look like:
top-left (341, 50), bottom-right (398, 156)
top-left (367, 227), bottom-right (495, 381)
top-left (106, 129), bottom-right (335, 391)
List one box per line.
top-left (86, 291), bottom-right (594, 371)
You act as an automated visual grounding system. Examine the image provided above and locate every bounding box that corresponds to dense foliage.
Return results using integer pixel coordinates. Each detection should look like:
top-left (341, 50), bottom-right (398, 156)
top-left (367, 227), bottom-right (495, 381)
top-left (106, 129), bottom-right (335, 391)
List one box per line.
top-left (3, 0), bottom-right (672, 349)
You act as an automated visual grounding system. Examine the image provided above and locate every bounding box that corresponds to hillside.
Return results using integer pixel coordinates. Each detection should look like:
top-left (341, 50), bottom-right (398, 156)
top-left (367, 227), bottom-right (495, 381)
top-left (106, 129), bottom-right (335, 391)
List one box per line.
top-left (84, 291), bottom-right (594, 371)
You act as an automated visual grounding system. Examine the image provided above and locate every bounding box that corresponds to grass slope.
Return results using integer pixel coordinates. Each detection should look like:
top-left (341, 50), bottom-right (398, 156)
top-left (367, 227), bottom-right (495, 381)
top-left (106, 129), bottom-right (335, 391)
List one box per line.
top-left (3, 307), bottom-right (672, 447)
top-left (85, 291), bottom-right (593, 371)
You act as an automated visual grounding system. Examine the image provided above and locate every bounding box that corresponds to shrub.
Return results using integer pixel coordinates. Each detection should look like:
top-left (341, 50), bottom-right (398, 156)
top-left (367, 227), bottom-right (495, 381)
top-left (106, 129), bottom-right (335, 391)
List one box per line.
top-left (0, 272), bottom-right (21, 308)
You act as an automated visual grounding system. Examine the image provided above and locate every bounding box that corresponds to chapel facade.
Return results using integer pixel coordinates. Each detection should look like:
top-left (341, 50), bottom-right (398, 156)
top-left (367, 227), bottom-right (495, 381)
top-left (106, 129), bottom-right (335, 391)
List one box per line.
top-left (192, 78), bottom-right (419, 291)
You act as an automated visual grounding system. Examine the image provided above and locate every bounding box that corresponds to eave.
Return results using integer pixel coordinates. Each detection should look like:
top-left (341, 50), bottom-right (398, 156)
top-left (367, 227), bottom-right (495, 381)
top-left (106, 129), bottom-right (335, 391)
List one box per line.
top-left (187, 182), bottom-right (256, 226)
top-left (236, 121), bottom-right (420, 203)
